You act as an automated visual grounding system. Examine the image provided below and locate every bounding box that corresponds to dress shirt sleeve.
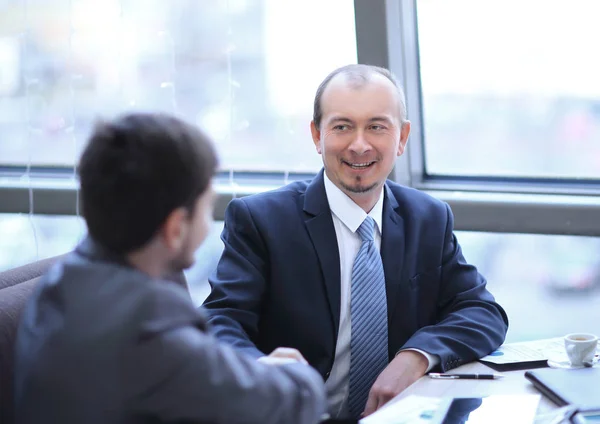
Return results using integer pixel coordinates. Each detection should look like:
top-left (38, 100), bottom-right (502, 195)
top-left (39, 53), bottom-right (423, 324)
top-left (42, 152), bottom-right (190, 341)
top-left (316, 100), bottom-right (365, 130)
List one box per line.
top-left (397, 348), bottom-right (440, 372)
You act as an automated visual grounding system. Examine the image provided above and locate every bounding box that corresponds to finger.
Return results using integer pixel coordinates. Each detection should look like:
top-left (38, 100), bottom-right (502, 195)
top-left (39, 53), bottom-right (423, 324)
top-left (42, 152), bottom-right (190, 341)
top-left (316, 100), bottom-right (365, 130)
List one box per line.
top-left (377, 392), bottom-right (394, 410)
top-left (284, 348), bottom-right (306, 363)
top-left (363, 390), bottom-right (379, 417)
top-left (258, 357), bottom-right (298, 366)
top-left (270, 347), bottom-right (307, 364)
top-left (277, 347), bottom-right (303, 359)
top-left (373, 396), bottom-right (387, 413)
top-left (373, 396), bottom-right (382, 413)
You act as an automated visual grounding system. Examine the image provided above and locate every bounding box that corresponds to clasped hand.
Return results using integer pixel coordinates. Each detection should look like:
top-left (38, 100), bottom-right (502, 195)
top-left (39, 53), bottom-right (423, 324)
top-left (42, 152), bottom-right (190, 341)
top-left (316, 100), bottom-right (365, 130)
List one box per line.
top-left (257, 347), bottom-right (309, 366)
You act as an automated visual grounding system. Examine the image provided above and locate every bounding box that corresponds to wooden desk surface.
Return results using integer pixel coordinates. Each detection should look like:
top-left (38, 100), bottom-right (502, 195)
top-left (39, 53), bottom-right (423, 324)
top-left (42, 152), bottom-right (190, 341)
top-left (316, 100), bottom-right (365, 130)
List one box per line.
top-left (392, 361), bottom-right (560, 421)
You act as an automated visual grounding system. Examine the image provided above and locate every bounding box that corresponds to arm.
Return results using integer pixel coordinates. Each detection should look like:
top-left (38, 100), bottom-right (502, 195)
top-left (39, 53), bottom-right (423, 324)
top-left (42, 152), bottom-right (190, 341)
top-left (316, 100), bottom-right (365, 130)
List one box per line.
top-left (203, 198), bottom-right (268, 358)
top-left (127, 326), bottom-right (326, 424)
top-left (365, 203), bottom-right (508, 416)
top-left (402, 203), bottom-right (509, 370)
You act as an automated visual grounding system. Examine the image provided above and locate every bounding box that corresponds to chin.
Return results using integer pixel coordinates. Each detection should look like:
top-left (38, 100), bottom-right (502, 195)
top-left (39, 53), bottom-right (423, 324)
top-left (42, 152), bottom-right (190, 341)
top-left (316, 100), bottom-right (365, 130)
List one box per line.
top-left (342, 180), bottom-right (379, 194)
top-left (181, 258), bottom-right (195, 271)
top-left (169, 257), bottom-right (195, 274)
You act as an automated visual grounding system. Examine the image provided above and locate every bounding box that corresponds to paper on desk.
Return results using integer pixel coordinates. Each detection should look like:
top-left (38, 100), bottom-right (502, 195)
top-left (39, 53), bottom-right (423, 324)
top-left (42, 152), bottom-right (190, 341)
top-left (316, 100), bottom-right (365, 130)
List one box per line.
top-left (480, 337), bottom-right (600, 365)
top-left (480, 337), bottom-right (565, 365)
top-left (481, 337), bottom-right (566, 364)
top-left (359, 395), bottom-right (441, 424)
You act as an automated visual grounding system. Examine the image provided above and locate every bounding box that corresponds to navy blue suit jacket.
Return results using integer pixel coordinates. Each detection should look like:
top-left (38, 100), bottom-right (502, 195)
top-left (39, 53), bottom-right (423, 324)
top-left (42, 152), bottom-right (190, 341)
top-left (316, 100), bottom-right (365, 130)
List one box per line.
top-left (203, 171), bottom-right (508, 379)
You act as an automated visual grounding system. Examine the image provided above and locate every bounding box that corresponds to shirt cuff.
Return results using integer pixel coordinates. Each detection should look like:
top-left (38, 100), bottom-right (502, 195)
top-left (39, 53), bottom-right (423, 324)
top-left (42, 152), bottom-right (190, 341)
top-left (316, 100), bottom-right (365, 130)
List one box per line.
top-left (397, 348), bottom-right (439, 373)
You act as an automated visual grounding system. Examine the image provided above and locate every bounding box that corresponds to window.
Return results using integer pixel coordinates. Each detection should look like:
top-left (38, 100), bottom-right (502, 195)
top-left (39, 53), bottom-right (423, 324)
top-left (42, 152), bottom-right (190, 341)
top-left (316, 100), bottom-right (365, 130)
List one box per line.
top-left (0, 213), bottom-right (223, 308)
top-left (458, 231), bottom-right (600, 342)
top-left (417, 0), bottom-right (600, 179)
top-left (0, 214), bottom-right (83, 271)
top-left (0, 0), bottom-right (599, 355)
top-left (0, 0), bottom-right (357, 172)
top-left (0, 0), bottom-right (356, 275)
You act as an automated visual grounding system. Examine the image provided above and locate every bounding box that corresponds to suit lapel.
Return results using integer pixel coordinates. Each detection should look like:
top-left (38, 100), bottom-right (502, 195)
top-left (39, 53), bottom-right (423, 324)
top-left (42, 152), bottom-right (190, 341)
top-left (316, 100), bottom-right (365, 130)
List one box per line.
top-left (381, 184), bottom-right (405, 322)
top-left (303, 170), bottom-right (341, 335)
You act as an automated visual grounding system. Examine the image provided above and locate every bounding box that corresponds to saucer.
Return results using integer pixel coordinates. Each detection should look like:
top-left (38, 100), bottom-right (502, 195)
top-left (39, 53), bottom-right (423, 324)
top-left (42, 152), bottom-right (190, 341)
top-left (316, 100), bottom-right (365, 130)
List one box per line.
top-left (547, 358), bottom-right (599, 369)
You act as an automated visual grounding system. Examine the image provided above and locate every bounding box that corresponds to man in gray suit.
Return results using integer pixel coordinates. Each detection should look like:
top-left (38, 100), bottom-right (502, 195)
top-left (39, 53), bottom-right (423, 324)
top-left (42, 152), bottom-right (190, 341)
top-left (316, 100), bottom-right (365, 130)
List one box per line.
top-left (14, 113), bottom-right (326, 424)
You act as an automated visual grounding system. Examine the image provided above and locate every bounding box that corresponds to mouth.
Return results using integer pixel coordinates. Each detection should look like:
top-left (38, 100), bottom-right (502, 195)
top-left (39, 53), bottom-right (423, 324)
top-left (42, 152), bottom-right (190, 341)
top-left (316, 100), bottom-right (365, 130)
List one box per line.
top-left (342, 160), bottom-right (376, 170)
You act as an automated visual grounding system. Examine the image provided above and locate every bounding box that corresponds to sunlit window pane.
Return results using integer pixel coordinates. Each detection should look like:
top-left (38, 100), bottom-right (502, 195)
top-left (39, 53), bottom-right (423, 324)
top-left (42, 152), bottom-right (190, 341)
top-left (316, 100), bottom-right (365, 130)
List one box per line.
top-left (417, 0), bottom-right (600, 178)
top-left (0, 213), bottom-right (223, 307)
top-left (458, 231), bottom-right (600, 342)
top-left (0, 0), bottom-right (357, 171)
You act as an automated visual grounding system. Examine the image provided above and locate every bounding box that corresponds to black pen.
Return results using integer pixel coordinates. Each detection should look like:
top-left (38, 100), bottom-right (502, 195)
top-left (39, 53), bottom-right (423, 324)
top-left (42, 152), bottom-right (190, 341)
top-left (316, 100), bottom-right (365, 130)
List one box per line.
top-left (428, 373), bottom-right (505, 380)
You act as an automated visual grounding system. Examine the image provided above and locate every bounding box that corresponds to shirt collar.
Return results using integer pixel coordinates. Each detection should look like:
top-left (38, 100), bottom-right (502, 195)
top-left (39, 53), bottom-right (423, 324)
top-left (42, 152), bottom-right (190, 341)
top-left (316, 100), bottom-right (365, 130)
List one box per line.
top-left (323, 171), bottom-right (384, 235)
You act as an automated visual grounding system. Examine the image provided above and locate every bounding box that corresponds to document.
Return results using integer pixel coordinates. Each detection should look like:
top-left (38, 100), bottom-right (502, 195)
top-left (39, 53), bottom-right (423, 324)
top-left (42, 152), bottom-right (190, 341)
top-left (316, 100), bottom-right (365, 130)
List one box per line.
top-left (479, 337), bottom-right (565, 365)
top-left (359, 395), bottom-right (540, 424)
top-left (480, 337), bottom-right (600, 371)
top-left (359, 395), bottom-right (442, 424)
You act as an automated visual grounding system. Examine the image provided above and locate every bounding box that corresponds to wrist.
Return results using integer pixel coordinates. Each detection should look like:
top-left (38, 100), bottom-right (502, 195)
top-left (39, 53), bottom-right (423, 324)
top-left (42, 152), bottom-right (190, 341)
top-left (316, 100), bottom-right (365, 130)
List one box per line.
top-left (394, 350), bottom-right (428, 376)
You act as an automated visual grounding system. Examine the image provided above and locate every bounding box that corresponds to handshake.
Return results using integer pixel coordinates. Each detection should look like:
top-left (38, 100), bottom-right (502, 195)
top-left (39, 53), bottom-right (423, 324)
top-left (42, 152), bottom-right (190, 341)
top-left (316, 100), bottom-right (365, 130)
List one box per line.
top-left (258, 347), bottom-right (309, 366)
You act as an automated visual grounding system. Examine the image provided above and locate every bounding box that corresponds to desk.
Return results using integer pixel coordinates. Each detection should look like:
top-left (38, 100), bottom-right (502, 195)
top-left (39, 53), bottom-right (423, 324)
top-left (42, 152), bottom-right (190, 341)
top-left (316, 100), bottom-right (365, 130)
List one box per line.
top-left (393, 361), bottom-right (560, 422)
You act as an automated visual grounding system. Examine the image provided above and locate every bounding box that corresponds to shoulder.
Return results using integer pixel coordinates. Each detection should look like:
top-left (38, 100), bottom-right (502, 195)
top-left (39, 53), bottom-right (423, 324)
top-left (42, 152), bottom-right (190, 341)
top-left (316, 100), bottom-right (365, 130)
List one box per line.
top-left (236, 179), bottom-right (309, 208)
top-left (129, 279), bottom-right (208, 338)
top-left (385, 180), bottom-right (450, 221)
top-left (225, 179), bottom-right (310, 222)
top-left (38, 252), bottom-right (205, 335)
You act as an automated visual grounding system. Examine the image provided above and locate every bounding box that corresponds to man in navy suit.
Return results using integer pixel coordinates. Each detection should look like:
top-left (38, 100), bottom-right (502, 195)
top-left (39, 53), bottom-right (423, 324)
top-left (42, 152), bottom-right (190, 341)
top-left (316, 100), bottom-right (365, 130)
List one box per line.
top-left (203, 64), bottom-right (508, 420)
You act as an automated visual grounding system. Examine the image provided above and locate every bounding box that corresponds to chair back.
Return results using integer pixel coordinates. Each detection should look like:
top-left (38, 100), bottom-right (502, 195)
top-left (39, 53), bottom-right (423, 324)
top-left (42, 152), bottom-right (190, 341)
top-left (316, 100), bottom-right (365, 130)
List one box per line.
top-left (0, 255), bottom-right (65, 424)
top-left (0, 254), bottom-right (188, 424)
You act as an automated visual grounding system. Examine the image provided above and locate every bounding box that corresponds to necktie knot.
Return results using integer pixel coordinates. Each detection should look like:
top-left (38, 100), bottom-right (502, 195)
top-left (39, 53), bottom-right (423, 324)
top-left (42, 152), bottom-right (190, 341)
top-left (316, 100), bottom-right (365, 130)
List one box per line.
top-left (356, 216), bottom-right (375, 242)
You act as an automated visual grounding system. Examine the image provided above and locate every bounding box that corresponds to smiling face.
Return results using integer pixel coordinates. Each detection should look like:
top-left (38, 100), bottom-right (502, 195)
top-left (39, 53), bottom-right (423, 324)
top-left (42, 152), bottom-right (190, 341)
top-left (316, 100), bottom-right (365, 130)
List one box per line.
top-left (310, 72), bottom-right (410, 211)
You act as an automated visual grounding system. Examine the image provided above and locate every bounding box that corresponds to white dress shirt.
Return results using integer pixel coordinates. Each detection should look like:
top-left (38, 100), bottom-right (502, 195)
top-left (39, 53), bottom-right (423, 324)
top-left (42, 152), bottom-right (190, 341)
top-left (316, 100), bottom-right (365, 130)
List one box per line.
top-left (322, 172), bottom-right (439, 418)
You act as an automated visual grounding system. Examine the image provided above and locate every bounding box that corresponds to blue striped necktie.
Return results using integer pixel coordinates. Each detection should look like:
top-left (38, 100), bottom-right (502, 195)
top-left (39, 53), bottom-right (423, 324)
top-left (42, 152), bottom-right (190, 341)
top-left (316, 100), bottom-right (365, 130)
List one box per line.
top-left (347, 216), bottom-right (389, 418)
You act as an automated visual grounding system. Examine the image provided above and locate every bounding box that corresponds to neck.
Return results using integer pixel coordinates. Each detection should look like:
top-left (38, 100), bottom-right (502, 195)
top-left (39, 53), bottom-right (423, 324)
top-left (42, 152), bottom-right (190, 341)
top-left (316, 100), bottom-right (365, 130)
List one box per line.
top-left (126, 245), bottom-right (168, 279)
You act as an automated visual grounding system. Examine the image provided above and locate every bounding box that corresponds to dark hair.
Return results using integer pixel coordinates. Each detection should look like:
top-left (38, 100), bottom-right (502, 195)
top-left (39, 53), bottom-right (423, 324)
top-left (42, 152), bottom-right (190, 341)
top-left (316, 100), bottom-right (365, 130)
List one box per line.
top-left (312, 64), bottom-right (407, 129)
top-left (78, 112), bottom-right (218, 254)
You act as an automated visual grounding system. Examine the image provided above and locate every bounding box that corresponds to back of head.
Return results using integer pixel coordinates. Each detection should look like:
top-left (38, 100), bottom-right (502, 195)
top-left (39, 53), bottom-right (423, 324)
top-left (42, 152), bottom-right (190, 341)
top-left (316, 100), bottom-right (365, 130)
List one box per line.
top-left (78, 113), bottom-right (218, 254)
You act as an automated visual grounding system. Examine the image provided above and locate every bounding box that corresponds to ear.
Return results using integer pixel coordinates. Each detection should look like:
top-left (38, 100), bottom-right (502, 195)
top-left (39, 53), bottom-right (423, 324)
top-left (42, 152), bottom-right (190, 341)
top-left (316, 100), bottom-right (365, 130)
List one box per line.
top-left (160, 207), bottom-right (188, 252)
top-left (310, 121), bottom-right (322, 154)
top-left (397, 120), bottom-right (411, 156)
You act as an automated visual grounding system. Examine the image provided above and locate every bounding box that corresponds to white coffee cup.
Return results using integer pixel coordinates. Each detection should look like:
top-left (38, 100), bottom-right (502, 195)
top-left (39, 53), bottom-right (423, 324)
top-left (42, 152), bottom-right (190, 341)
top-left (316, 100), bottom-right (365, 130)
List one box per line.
top-left (564, 333), bottom-right (598, 367)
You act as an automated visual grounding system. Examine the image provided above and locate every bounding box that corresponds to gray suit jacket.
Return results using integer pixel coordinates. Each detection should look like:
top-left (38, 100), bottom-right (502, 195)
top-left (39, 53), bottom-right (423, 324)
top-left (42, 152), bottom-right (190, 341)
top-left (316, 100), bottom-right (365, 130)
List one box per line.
top-left (14, 237), bottom-right (326, 424)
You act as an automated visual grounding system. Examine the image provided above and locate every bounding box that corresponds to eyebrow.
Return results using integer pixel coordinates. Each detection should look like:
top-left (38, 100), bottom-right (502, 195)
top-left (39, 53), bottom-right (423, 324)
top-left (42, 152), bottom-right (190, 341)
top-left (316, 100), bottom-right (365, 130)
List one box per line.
top-left (328, 117), bottom-right (354, 125)
top-left (328, 116), bottom-right (394, 125)
top-left (367, 116), bottom-right (394, 125)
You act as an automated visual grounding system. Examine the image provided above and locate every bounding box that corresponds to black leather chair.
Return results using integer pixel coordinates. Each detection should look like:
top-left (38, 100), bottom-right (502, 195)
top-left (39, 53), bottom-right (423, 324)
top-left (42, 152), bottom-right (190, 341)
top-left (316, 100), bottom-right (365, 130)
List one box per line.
top-left (0, 254), bottom-right (188, 424)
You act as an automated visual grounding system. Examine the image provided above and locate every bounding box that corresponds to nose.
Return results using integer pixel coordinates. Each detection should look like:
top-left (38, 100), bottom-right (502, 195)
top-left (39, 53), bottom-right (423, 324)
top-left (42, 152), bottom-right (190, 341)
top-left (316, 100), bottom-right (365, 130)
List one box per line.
top-left (348, 130), bottom-right (371, 155)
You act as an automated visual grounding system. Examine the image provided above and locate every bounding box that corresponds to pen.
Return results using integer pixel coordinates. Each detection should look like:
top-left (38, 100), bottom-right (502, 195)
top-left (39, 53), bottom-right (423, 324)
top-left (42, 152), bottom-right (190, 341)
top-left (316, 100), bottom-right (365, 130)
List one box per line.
top-left (428, 373), bottom-right (505, 380)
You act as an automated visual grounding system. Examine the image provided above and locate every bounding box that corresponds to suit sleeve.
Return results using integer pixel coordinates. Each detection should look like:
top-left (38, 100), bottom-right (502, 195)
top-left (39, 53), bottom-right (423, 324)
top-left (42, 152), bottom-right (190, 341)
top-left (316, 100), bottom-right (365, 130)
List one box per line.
top-left (401, 203), bottom-right (509, 371)
top-left (127, 326), bottom-right (327, 424)
top-left (202, 198), bottom-right (268, 358)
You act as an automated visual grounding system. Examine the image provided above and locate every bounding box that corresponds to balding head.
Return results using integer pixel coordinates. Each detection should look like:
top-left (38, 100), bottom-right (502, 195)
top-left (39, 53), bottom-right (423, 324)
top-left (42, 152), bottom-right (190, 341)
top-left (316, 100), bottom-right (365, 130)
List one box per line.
top-left (312, 64), bottom-right (407, 129)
